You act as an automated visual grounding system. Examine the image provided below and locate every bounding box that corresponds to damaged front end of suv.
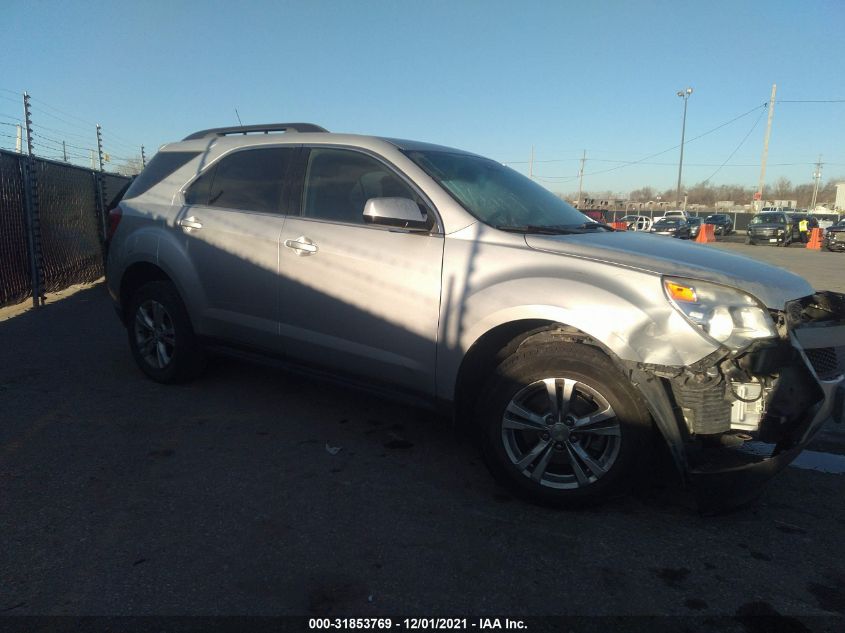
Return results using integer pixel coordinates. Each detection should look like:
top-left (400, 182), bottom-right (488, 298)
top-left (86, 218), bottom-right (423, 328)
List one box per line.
top-left (628, 283), bottom-right (845, 512)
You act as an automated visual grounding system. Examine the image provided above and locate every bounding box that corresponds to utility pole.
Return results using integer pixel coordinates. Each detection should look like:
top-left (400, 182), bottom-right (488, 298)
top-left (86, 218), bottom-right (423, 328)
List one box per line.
top-left (810, 155), bottom-right (823, 211)
top-left (62, 141), bottom-right (67, 162)
top-left (676, 87), bottom-right (693, 208)
top-left (140, 145), bottom-right (147, 168)
top-left (576, 150), bottom-right (587, 207)
top-left (757, 83), bottom-right (777, 208)
top-left (529, 145), bottom-right (534, 179)
top-left (15, 124), bottom-right (22, 153)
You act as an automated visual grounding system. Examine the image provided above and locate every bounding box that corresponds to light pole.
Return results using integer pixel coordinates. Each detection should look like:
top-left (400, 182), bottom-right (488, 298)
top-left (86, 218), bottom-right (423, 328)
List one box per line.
top-left (676, 87), bottom-right (693, 208)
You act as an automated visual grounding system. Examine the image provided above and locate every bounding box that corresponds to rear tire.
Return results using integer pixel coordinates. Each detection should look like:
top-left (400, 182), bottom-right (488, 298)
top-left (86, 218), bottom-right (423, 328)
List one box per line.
top-left (127, 281), bottom-right (204, 383)
top-left (475, 342), bottom-right (652, 507)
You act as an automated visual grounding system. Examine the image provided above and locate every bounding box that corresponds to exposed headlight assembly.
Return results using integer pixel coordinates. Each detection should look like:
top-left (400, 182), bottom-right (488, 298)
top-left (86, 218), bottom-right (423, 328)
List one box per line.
top-left (663, 277), bottom-right (778, 350)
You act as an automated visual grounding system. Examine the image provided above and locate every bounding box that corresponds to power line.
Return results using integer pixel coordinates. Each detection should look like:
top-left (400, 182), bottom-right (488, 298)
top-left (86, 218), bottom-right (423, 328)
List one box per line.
top-left (32, 131), bottom-right (95, 152)
top-left (703, 107), bottom-right (767, 183)
top-left (519, 103), bottom-right (768, 182)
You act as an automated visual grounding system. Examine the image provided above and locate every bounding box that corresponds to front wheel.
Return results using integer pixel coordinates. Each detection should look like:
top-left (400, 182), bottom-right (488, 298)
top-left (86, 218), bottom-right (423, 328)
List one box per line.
top-left (475, 342), bottom-right (652, 507)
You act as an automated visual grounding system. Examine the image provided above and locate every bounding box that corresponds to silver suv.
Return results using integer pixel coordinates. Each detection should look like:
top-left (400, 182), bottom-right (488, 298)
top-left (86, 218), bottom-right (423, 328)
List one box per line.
top-left (107, 123), bottom-right (845, 510)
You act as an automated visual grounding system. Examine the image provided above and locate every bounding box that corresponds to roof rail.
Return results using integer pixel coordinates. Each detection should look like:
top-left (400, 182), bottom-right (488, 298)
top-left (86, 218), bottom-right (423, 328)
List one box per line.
top-left (182, 123), bottom-right (328, 141)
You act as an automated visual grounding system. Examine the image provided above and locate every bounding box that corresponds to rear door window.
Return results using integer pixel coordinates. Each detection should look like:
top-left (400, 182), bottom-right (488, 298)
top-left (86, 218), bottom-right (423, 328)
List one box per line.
top-left (190, 147), bottom-right (296, 214)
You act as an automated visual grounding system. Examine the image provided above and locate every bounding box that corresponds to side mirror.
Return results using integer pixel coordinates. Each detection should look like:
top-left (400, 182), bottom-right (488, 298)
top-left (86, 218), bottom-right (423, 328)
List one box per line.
top-left (363, 197), bottom-right (428, 230)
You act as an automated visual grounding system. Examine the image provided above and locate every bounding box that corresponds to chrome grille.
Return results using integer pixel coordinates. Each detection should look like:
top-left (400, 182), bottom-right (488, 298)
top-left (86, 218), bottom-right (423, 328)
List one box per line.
top-left (805, 347), bottom-right (845, 380)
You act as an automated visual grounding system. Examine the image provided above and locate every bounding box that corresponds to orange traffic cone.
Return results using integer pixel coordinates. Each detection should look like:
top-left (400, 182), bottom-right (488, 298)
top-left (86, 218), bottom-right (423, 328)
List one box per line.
top-left (696, 223), bottom-right (715, 243)
top-left (806, 228), bottom-right (822, 250)
top-left (610, 222), bottom-right (627, 230)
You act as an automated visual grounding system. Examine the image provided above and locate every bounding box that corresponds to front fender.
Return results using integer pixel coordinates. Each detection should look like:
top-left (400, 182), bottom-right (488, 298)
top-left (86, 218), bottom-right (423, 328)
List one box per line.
top-left (436, 228), bottom-right (718, 401)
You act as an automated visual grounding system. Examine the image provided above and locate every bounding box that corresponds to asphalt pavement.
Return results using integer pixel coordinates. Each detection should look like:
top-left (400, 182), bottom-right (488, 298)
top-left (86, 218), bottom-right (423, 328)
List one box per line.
top-left (1, 243), bottom-right (844, 627)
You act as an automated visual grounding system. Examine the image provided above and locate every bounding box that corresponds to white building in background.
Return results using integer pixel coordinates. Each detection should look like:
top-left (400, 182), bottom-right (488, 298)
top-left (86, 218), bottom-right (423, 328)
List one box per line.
top-left (836, 183), bottom-right (845, 212)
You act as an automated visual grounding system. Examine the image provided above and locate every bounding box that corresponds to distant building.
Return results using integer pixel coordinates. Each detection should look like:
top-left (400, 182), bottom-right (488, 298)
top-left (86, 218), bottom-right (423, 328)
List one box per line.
top-left (714, 201), bottom-right (735, 210)
top-left (836, 183), bottom-right (845, 212)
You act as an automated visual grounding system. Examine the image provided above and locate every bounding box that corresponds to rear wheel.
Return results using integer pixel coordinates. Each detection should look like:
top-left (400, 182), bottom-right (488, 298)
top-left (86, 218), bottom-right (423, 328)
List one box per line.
top-left (127, 281), bottom-right (204, 383)
top-left (475, 342), bottom-right (652, 507)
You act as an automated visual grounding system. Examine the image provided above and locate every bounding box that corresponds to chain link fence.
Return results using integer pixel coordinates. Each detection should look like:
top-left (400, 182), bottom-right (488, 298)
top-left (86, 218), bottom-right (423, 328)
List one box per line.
top-left (0, 152), bottom-right (31, 306)
top-left (0, 149), bottom-right (131, 308)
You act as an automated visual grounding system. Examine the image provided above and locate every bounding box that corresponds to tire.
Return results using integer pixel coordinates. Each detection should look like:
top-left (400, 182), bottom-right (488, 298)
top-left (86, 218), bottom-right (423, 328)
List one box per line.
top-left (127, 281), bottom-right (204, 383)
top-left (475, 342), bottom-right (652, 507)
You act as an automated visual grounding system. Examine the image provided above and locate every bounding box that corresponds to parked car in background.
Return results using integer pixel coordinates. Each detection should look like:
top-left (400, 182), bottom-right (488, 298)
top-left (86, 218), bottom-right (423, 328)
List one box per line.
top-left (704, 214), bottom-right (733, 235)
top-left (619, 214), bottom-right (652, 231)
top-left (106, 122), bottom-right (845, 511)
top-left (814, 213), bottom-right (840, 230)
top-left (650, 217), bottom-right (691, 239)
top-left (662, 210), bottom-right (691, 221)
top-left (825, 219), bottom-right (845, 252)
top-left (746, 211), bottom-right (794, 246)
top-left (687, 216), bottom-right (702, 238)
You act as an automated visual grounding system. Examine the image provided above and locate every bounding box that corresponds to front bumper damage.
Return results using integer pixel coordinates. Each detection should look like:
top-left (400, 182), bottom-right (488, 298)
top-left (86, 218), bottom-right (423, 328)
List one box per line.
top-left (628, 291), bottom-right (845, 513)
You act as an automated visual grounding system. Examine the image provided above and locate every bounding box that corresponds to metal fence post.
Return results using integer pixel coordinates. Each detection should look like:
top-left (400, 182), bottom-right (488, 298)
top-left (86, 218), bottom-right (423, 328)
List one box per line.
top-left (21, 92), bottom-right (44, 307)
top-left (95, 124), bottom-right (107, 244)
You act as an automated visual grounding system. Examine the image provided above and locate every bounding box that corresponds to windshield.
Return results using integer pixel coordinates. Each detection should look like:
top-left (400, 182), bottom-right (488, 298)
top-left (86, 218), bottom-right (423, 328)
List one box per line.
top-left (751, 213), bottom-right (785, 225)
top-left (403, 150), bottom-right (596, 231)
top-left (705, 215), bottom-right (724, 221)
top-left (654, 219), bottom-right (679, 227)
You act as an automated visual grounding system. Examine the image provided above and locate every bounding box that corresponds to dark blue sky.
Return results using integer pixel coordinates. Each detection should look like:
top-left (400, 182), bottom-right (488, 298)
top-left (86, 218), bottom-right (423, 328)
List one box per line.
top-left (2, 0), bottom-right (843, 195)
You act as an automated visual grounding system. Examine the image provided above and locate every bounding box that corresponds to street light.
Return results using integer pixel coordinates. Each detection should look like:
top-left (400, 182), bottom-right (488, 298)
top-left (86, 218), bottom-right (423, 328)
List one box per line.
top-left (676, 87), bottom-right (693, 209)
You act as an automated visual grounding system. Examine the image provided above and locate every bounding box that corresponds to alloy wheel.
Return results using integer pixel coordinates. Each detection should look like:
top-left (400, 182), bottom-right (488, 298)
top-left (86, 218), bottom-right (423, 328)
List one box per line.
top-left (501, 377), bottom-right (621, 489)
top-left (133, 300), bottom-right (176, 369)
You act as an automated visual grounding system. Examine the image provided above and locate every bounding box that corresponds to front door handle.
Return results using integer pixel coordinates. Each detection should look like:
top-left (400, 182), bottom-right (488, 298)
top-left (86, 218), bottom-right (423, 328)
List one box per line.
top-left (284, 236), bottom-right (318, 256)
top-left (179, 216), bottom-right (203, 232)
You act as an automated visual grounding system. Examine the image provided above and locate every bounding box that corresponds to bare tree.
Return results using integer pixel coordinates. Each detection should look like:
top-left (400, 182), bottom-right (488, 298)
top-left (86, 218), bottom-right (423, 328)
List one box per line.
top-left (773, 177), bottom-right (793, 199)
top-left (628, 186), bottom-right (655, 202)
top-left (116, 157), bottom-right (144, 177)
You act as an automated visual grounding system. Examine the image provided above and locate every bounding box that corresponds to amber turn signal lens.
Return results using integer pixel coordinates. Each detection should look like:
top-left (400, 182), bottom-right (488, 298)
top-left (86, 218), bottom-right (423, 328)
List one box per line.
top-left (665, 280), bottom-right (697, 303)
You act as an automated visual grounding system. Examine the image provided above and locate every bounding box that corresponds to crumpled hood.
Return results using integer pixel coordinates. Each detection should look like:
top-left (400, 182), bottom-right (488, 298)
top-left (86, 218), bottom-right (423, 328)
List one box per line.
top-left (525, 231), bottom-right (814, 309)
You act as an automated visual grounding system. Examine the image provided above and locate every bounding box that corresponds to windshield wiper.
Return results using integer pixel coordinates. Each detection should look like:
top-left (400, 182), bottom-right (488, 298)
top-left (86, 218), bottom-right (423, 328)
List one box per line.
top-left (571, 222), bottom-right (612, 231)
top-left (495, 223), bottom-right (611, 235)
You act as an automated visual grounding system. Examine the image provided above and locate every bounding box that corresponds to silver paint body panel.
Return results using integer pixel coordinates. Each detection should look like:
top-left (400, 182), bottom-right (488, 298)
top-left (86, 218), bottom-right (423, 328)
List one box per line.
top-left (107, 132), bottom-right (817, 404)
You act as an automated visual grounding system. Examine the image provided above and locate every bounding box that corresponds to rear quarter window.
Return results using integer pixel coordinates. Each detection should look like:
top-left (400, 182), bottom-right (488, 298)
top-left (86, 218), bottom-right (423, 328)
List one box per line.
top-left (123, 151), bottom-right (200, 199)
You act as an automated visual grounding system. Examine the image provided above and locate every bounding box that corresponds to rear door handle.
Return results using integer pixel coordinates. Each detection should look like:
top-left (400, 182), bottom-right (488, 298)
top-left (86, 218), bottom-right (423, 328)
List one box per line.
top-left (179, 216), bottom-right (203, 232)
top-left (284, 236), bottom-right (318, 256)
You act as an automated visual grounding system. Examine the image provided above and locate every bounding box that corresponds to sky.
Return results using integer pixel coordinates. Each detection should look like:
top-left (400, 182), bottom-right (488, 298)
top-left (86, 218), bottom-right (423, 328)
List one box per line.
top-left (2, 0), bottom-right (843, 197)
